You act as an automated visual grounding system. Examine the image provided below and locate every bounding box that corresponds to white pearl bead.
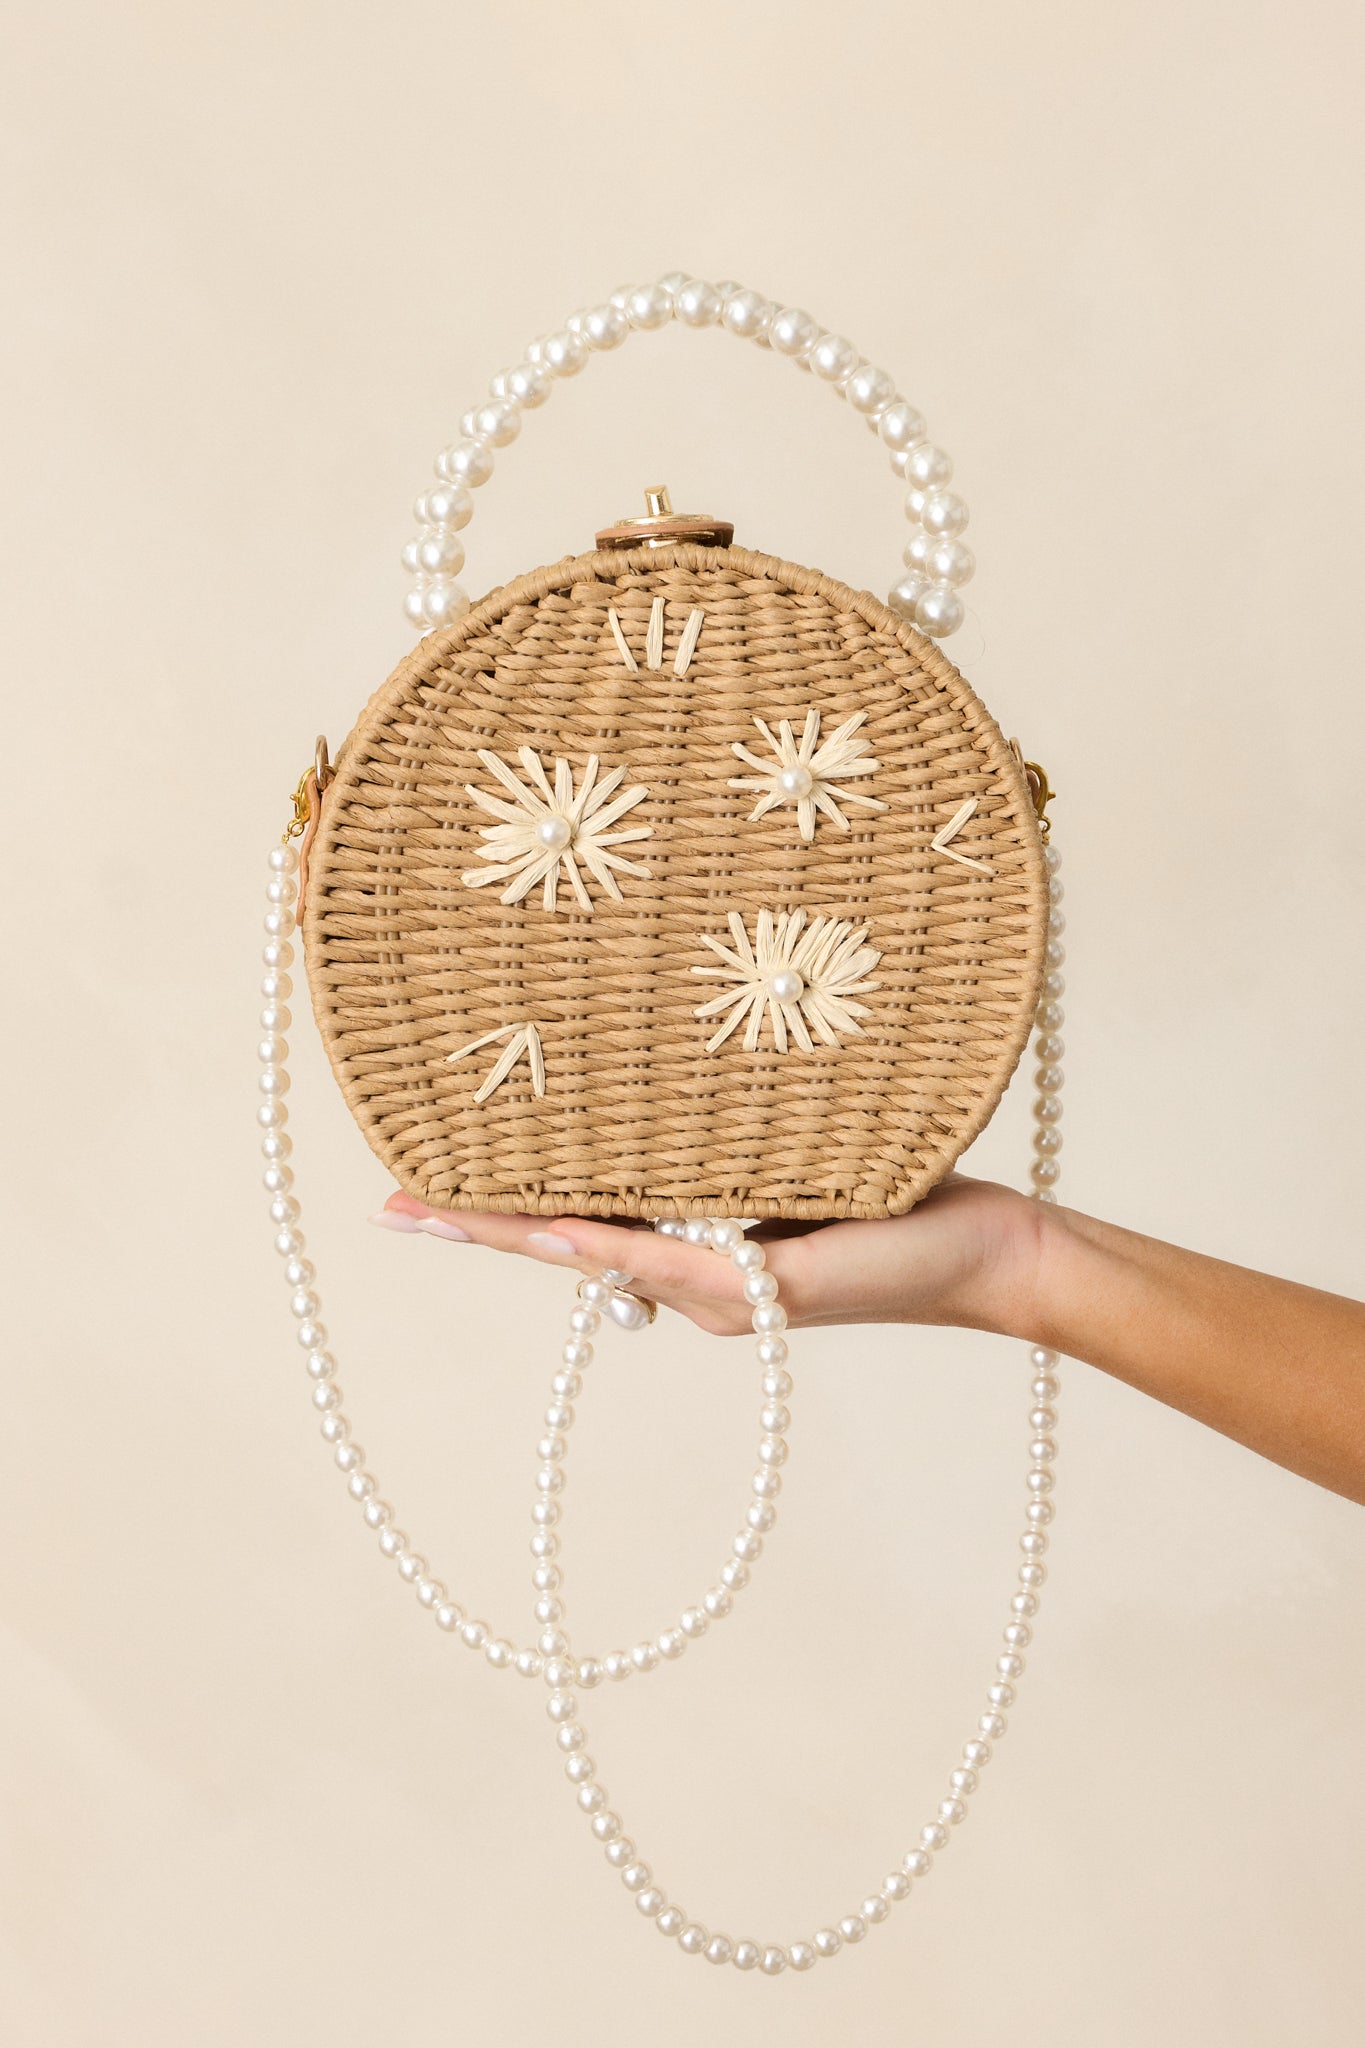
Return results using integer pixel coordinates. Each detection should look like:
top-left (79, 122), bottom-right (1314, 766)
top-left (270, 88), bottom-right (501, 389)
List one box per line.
top-left (916, 584), bottom-right (965, 638)
top-left (926, 537), bottom-right (975, 586)
top-left (635, 1887), bottom-right (664, 1917)
top-left (424, 579), bottom-right (471, 629)
top-left (920, 1822), bottom-right (949, 1851)
top-left (789, 1941), bottom-right (818, 1971)
top-left (611, 1295), bottom-right (661, 1336)
top-left (679, 1923), bottom-right (710, 1955)
top-left (813, 1928), bottom-right (842, 1957)
top-left (732, 1941), bottom-right (761, 1971)
top-left (732, 1240), bottom-right (765, 1273)
top-left (506, 363), bottom-right (553, 408)
top-left (769, 306), bottom-right (818, 358)
top-left (760, 1946), bottom-right (788, 1975)
top-left (777, 763), bottom-right (814, 799)
top-left (535, 813), bottom-right (573, 851)
top-left (743, 1271), bottom-right (778, 1306)
top-left (656, 1905), bottom-right (685, 1937)
top-left (604, 1835), bottom-right (635, 1865)
top-left (720, 288), bottom-right (771, 342)
top-left (267, 843), bottom-right (299, 874)
top-left (903, 443), bottom-right (953, 489)
top-left (838, 1915), bottom-right (867, 1944)
top-left (403, 589), bottom-right (428, 629)
top-left (683, 1218), bottom-right (712, 1245)
top-left (862, 1894), bottom-right (890, 1922)
top-left (879, 399), bottom-right (927, 451)
top-left (921, 490), bottom-right (969, 536)
top-left (416, 528), bottom-right (466, 577)
top-left (437, 440), bottom-right (493, 487)
top-left (704, 1934), bottom-right (734, 1966)
top-left (844, 364), bottom-right (896, 414)
top-left (809, 332), bottom-right (858, 382)
top-left (708, 1219), bottom-right (743, 1252)
top-left (888, 571), bottom-right (930, 620)
top-left (752, 1303), bottom-right (787, 1334)
top-left (757, 1343), bottom-right (789, 1374)
top-left (627, 283), bottom-right (673, 330)
top-left (903, 1849), bottom-right (932, 1877)
top-left (543, 330), bottom-right (589, 376)
top-left (470, 400), bottom-right (520, 446)
top-left (903, 529), bottom-right (934, 572)
top-left (674, 279), bottom-right (721, 327)
top-left (581, 304), bottom-right (629, 350)
top-left (591, 1811), bottom-right (622, 1840)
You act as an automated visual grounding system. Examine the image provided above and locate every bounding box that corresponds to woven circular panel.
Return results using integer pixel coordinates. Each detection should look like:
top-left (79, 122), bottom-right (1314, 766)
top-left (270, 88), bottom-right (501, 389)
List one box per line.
top-left (303, 542), bottom-right (1048, 1219)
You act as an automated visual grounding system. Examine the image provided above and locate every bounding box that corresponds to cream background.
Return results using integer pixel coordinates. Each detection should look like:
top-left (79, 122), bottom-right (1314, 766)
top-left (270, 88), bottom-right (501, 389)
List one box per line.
top-left (3, 4), bottom-right (1363, 2043)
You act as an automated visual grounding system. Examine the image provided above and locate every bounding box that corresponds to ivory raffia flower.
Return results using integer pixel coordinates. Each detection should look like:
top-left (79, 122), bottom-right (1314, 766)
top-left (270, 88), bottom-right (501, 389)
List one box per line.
top-left (729, 708), bottom-right (887, 842)
top-left (692, 908), bottom-right (882, 1055)
top-left (462, 747), bottom-right (652, 913)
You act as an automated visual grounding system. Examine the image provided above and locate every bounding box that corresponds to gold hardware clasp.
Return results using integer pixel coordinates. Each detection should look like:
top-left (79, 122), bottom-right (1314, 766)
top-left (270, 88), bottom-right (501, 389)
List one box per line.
top-left (283, 735), bottom-right (334, 842)
top-left (1009, 739), bottom-right (1057, 840)
top-left (596, 487), bottom-right (735, 551)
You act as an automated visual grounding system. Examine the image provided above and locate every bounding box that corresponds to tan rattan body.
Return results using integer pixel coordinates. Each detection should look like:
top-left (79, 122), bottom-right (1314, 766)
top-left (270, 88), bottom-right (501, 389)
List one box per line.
top-left (303, 543), bottom-right (1047, 1219)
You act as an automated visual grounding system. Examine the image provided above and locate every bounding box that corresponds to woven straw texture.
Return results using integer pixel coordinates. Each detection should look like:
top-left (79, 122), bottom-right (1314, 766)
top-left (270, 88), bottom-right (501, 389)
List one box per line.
top-left (304, 543), bottom-right (1047, 1219)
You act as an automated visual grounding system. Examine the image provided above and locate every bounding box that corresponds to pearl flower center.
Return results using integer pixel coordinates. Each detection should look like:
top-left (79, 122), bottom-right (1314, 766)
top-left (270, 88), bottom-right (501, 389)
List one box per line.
top-left (778, 764), bottom-right (815, 799)
top-left (767, 968), bottom-right (806, 1005)
top-left (536, 813), bottom-right (574, 851)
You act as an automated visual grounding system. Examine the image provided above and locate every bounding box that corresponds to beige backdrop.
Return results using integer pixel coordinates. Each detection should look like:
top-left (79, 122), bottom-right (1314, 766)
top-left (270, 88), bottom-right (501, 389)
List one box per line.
top-left (3, 3), bottom-right (1363, 2043)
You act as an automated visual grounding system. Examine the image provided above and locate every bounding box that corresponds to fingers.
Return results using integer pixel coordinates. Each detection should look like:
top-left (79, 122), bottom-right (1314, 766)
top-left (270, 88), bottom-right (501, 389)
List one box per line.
top-left (371, 1193), bottom-right (759, 1335)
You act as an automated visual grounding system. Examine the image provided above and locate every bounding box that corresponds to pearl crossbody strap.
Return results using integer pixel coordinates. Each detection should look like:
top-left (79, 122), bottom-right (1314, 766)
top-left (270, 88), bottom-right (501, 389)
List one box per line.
top-left (401, 272), bottom-right (975, 644)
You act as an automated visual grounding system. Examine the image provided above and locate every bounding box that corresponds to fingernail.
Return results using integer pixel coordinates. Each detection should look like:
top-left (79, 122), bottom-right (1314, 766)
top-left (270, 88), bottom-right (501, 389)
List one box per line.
top-left (369, 1209), bottom-right (422, 1234)
top-left (527, 1231), bottom-right (579, 1257)
top-left (416, 1215), bottom-right (471, 1241)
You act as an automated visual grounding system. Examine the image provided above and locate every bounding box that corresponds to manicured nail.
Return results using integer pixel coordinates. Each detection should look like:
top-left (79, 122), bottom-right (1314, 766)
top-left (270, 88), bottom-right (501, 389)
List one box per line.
top-left (527, 1231), bottom-right (579, 1257)
top-left (416, 1215), bottom-right (471, 1241)
top-left (369, 1209), bottom-right (422, 1234)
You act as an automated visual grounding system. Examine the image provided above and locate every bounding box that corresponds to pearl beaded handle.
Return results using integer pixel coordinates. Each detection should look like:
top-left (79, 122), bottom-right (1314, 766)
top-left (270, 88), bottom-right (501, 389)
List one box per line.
top-left (402, 272), bottom-right (975, 643)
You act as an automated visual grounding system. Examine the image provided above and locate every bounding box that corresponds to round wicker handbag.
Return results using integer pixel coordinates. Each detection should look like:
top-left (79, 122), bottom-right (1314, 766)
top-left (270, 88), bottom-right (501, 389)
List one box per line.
top-left (257, 275), bottom-right (1065, 1978)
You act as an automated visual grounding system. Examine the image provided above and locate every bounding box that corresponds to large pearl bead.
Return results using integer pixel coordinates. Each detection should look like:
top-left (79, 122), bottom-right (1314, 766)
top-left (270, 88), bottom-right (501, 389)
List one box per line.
top-left (778, 763), bottom-right (814, 799)
top-left (768, 967), bottom-right (805, 1004)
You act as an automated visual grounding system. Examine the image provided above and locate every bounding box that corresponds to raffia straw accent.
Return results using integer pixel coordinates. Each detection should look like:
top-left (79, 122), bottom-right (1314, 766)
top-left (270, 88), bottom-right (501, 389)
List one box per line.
top-left (303, 543), bottom-right (1048, 1220)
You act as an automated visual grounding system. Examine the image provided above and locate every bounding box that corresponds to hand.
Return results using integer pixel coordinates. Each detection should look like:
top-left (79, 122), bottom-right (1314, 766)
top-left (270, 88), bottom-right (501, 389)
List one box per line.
top-left (374, 1176), bottom-right (1045, 1339)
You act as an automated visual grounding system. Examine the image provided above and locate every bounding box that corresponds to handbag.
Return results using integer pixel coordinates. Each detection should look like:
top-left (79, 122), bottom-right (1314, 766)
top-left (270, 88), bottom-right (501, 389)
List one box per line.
top-left (257, 273), bottom-right (1065, 1976)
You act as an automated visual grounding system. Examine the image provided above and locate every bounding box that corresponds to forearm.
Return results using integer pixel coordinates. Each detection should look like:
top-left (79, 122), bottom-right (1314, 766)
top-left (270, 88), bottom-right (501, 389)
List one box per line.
top-left (1020, 1204), bottom-right (1365, 1504)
